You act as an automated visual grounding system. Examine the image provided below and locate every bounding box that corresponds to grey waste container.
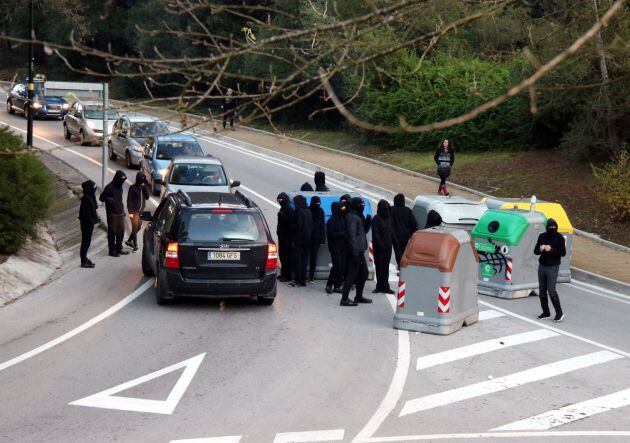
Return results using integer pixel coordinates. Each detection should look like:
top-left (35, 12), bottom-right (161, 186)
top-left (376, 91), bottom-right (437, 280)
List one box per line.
top-left (393, 227), bottom-right (479, 335)
top-left (412, 195), bottom-right (487, 231)
top-left (472, 209), bottom-right (546, 299)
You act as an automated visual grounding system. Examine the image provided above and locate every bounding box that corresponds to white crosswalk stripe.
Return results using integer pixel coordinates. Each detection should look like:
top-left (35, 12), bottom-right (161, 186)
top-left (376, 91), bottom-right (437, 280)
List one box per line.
top-left (477, 310), bottom-right (505, 321)
top-left (273, 429), bottom-right (345, 443)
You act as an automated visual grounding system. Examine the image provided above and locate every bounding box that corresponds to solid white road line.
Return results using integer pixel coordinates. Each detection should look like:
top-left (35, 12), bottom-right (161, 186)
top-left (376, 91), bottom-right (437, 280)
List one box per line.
top-left (478, 309), bottom-right (505, 321)
top-left (493, 387), bottom-right (630, 431)
top-left (0, 280), bottom-right (152, 373)
top-left (273, 429), bottom-right (345, 443)
top-left (171, 437), bottom-right (242, 443)
top-left (361, 431), bottom-right (630, 441)
top-left (571, 278), bottom-right (630, 300)
top-left (399, 350), bottom-right (623, 417)
top-left (239, 184), bottom-right (280, 209)
top-left (567, 282), bottom-right (630, 306)
top-left (416, 329), bottom-right (559, 371)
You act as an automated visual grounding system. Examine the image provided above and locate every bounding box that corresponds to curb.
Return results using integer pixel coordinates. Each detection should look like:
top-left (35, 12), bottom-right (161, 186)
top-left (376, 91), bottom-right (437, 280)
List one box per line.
top-left (571, 267), bottom-right (630, 297)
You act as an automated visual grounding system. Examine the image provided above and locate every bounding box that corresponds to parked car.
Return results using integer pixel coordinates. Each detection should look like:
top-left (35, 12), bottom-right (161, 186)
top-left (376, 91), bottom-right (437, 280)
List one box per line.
top-left (159, 156), bottom-right (240, 199)
top-left (109, 114), bottom-right (169, 168)
top-left (140, 134), bottom-right (205, 195)
top-left (141, 190), bottom-right (277, 305)
top-left (63, 100), bottom-right (120, 145)
top-left (6, 82), bottom-right (69, 119)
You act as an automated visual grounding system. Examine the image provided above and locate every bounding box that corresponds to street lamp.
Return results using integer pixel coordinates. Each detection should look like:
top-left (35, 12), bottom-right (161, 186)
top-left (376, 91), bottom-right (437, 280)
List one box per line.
top-left (26, 0), bottom-right (34, 150)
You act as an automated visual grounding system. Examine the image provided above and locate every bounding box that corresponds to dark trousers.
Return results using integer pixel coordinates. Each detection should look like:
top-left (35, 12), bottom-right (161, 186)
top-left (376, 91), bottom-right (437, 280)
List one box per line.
top-left (80, 223), bottom-right (94, 264)
top-left (128, 212), bottom-right (142, 247)
top-left (342, 254), bottom-right (368, 300)
top-left (107, 214), bottom-right (125, 254)
top-left (309, 243), bottom-right (320, 280)
top-left (327, 246), bottom-right (346, 289)
top-left (293, 243), bottom-right (310, 285)
top-left (439, 173), bottom-right (447, 185)
top-left (278, 238), bottom-right (293, 280)
top-left (374, 246), bottom-right (392, 291)
top-left (223, 112), bottom-right (234, 128)
top-left (538, 264), bottom-right (562, 316)
top-left (393, 241), bottom-right (407, 268)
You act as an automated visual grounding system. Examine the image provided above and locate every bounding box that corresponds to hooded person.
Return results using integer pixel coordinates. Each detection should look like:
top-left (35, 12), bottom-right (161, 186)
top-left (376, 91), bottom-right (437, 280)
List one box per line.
top-left (126, 172), bottom-right (150, 252)
top-left (78, 180), bottom-right (100, 268)
top-left (341, 197), bottom-right (371, 306)
top-left (391, 193), bottom-right (418, 267)
top-left (300, 182), bottom-right (314, 192)
top-left (100, 170), bottom-right (129, 257)
top-left (371, 199), bottom-right (394, 294)
top-left (276, 192), bottom-right (295, 282)
top-left (325, 202), bottom-right (347, 294)
top-left (291, 194), bottom-right (312, 286)
top-left (534, 218), bottom-right (566, 322)
top-left (308, 196), bottom-right (326, 282)
top-left (314, 171), bottom-right (330, 192)
top-left (425, 210), bottom-right (443, 229)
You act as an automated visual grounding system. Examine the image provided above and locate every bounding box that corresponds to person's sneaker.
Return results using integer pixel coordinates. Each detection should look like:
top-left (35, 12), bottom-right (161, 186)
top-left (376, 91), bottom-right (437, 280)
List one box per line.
top-left (299, 283), bottom-right (307, 287)
top-left (333, 287), bottom-right (343, 294)
top-left (537, 313), bottom-right (551, 320)
top-left (109, 252), bottom-right (120, 257)
top-left (372, 288), bottom-right (382, 294)
top-left (308, 279), bottom-right (315, 284)
top-left (125, 239), bottom-right (134, 247)
top-left (132, 247), bottom-right (139, 253)
top-left (325, 286), bottom-right (333, 295)
top-left (354, 296), bottom-right (373, 304)
top-left (288, 282), bottom-right (298, 287)
top-left (553, 313), bottom-right (565, 323)
top-left (117, 250), bottom-right (130, 255)
top-left (81, 261), bottom-right (95, 268)
top-left (384, 288), bottom-right (396, 295)
top-left (340, 299), bottom-right (358, 307)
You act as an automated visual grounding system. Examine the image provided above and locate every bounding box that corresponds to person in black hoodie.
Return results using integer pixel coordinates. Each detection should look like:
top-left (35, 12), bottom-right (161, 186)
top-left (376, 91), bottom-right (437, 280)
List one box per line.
top-left (291, 195), bottom-right (312, 287)
top-left (78, 180), bottom-right (101, 268)
top-left (126, 172), bottom-right (150, 253)
top-left (100, 170), bottom-right (129, 257)
top-left (434, 139), bottom-right (455, 195)
top-left (300, 182), bottom-right (314, 192)
top-left (308, 196), bottom-right (326, 283)
top-left (391, 193), bottom-right (418, 267)
top-left (341, 197), bottom-right (371, 306)
top-left (325, 202), bottom-right (347, 294)
top-left (534, 218), bottom-right (566, 322)
top-left (372, 199), bottom-right (394, 294)
top-left (314, 171), bottom-right (330, 192)
top-left (276, 192), bottom-right (295, 282)
top-left (425, 210), bottom-right (443, 229)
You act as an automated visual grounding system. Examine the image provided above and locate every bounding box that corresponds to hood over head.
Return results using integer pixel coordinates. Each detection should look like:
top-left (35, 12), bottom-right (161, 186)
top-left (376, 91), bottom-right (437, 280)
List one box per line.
top-left (394, 193), bottom-right (406, 207)
top-left (314, 171), bottom-right (326, 187)
top-left (331, 201), bottom-right (342, 216)
top-left (113, 170), bottom-right (127, 189)
top-left (425, 210), bottom-right (443, 229)
top-left (277, 192), bottom-right (290, 206)
top-left (339, 194), bottom-right (352, 203)
top-left (135, 172), bottom-right (145, 186)
top-left (377, 199), bottom-right (391, 217)
top-left (351, 196), bottom-right (365, 214)
top-left (294, 194), bottom-right (307, 208)
top-left (309, 195), bottom-right (321, 208)
top-left (300, 182), bottom-right (314, 192)
top-left (82, 179), bottom-right (97, 195)
top-left (546, 218), bottom-right (558, 233)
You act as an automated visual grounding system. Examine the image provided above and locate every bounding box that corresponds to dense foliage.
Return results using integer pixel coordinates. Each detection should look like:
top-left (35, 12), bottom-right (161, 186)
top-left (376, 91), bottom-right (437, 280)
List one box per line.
top-left (592, 151), bottom-right (630, 223)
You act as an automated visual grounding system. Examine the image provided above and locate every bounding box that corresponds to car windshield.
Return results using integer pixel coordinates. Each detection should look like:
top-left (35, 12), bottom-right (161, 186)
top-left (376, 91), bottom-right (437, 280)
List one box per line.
top-left (156, 142), bottom-right (204, 161)
top-left (130, 121), bottom-right (169, 138)
top-left (84, 106), bottom-right (119, 120)
top-left (185, 210), bottom-right (266, 242)
top-left (169, 163), bottom-right (227, 186)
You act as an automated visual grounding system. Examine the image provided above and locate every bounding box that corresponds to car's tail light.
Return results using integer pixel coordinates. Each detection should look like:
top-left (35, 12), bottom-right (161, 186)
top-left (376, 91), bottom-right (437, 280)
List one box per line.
top-left (266, 242), bottom-right (278, 270)
top-left (212, 209), bottom-right (233, 213)
top-left (165, 242), bottom-right (179, 269)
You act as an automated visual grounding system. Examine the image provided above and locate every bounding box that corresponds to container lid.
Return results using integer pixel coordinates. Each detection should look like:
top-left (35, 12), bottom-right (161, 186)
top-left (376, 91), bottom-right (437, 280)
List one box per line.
top-left (401, 230), bottom-right (461, 272)
top-left (500, 202), bottom-right (573, 234)
top-left (413, 195), bottom-right (487, 226)
top-left (471, 209), bottom-right (531, 246)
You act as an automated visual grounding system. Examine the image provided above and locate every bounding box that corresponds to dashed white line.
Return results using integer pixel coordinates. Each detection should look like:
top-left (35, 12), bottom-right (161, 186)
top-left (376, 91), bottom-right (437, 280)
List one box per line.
top-left (477, 309), bottom-right (505, 321)
top-left (361, 431), bottom-right (630, 441)
top-left (273, 429), bottom-right (345, 443)
top-left (171, 437), bottom-right (242, 443)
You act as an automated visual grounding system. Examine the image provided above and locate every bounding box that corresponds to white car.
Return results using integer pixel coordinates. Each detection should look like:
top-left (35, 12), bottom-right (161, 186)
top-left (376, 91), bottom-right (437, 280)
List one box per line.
top-left (160, 156), bottom-right (240, 199)
top-left (63, 101), bottom-right (119, 145)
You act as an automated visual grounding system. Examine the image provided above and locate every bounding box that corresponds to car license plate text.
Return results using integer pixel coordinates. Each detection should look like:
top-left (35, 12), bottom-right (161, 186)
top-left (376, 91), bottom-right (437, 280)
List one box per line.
top-left (209, 251), bottom-right (240, 261)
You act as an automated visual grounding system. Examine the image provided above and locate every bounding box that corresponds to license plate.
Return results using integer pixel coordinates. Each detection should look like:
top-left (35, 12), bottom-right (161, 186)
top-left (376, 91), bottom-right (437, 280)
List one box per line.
top-left (208, 251), bottom-right (240, 261)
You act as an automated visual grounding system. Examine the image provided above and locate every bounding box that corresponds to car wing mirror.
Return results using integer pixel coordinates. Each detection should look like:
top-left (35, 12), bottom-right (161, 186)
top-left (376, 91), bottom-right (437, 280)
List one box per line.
top-left (230, 180), bottom-right (241, 188)
top-left (140, 211), bottom-right (153, 221)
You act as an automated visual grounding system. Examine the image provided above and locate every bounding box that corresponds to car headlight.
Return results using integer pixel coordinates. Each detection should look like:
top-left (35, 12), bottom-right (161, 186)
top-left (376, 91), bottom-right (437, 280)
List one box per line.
top-left (62, 103), bottom-right (70, 110)
top-left (32, 102), bottom-right (42, 109)
top-left (158, 168), bottom-right (168, 178)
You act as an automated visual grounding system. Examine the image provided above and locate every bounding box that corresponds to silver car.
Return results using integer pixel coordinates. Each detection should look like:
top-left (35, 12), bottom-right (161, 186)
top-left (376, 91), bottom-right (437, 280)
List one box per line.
top-left (160, 156), bottom-right (240, 200)
top-left (63, 101), bottom-right (119, 145)
top-left (109, 114), bottom-right (170, 169)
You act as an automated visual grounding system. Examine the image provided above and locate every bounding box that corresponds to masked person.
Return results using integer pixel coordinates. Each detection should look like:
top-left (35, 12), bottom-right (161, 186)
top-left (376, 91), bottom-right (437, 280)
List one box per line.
top-left (100, 170), bottom-right (129, 257)
top-left (341, 197), bottom-right (372, 306)
top-left (371, 200), bottom-right (395, 294)
top-left (309, 196), bottom-right (326, 283)
top-left (78, 180), bottom-right (100, 268)
top-left (325, 202), bottom-right (347, 294)
top-left (300, 182), bottom-right (314, 192)
top-left (391, 193), bottom-right (418, 267)
top-left (291, 195), bottom-right (312, 287)
top-left (425, 210), bottom-right (443, 229)
top-left (221, 88), bottom-right (237, 130)
top-left (126, 172), bottom-right (150, 253)
top-left (434, 139), bottom-right (455, 195)
top-left (276, 193), bottom-right (295, 282)
top-left (534, 218), bottom-right (566, 322)
top-left (314, 171), bottom-right (329, 192)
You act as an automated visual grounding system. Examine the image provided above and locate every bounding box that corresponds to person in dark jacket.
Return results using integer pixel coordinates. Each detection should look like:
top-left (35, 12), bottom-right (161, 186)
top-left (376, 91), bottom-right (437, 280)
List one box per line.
top-left (534, 218), bottom-right (566, 322)
top-left (300, 182), bottom-right (314, 192)
top-left (309, 196), bottom-right (326, 283)
top-left (276, 192), bottom-right (295, 282)
top-left (314, 171), bottom-right (330, 192)
top-left (325, 202), bottom-right (347, 294)
top-left (425, 210), bottom-right (443, 229)
top-left (434, 139), bottom-right (455, 195)
top-left (291, 195), bottom-right (312, 287)
top-left (341, 197), bottom-right (371, 306)
top-left (391, 193), bottom-right (418, 267)
top-left (126, 172), bottom-right (150, 253)
top-left (100, 170), bottom-right (129, 257)
top-left (78, 180), bottom-right (100, 268)
top-left (371, 199), bottom-right (394, 294)
top-left (221, 88), bottom-right (237, 129)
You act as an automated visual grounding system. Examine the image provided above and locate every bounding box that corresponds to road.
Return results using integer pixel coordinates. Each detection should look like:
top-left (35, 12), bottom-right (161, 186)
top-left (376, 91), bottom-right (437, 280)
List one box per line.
top-left (0, 105), bottom-right (629, 443)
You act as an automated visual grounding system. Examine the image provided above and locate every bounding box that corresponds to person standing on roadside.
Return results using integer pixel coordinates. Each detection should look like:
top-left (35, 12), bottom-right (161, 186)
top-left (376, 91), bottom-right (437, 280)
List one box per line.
top-left (221, 88), bottom-right (237, 130)
top-left (78, 180), bottom-right (101, 268)
top-left (372, 199), bottom-right (395, 294)
top-left (125, 172), bottom-right (150, 253)
top-left (309, 196), bottom-right (325, 283)
top-left (325, 202), bottom-right (347, 295)
top-left (391, 193), bottom-right (418, 267)
top-left (291, 195), bottom-right (312, 287)
top-left (276, 192), bottom-right (295, 282)
top-left (341, 197), bottom-right (372, 306)
top-left (434, 139), bottom-right (455, 196)
top-left (534, 218), bottom-right (566, 322)
top-left (314, 171), bottom-right (330, 192)
top-left (100, 170), bottom-right (129, 257)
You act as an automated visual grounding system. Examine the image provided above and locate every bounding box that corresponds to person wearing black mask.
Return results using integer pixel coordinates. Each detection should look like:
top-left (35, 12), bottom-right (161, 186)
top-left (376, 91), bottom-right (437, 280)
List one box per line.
top-left (276, 192), bottom-right (295, 282)
top-left (300, 182), bottom-right (314, 192)
top-left (534, 218), bottom-right (566, 322)
top-left (314, 171), bottom-right (330, 192)
top-left (126, 172), bottom-right (150, 253)
top-left (341, 197), bottom-right (371, 306)
top-left (425, 210), bottom-right (443, 229)
top-left (100, 170), bottom-right (129, 257)
top-left (391, 193), bottom-right (418, 267)
top-left (291, 194), bottom-right (312, 287)
top-left (325, 202), bottom-right (347, 294)
top-left (78, 180), bottom-right (101, 268)
top-left (372, 199), bottom-right (395, 294)
top-left (309, 196), bottom-right (325, 283)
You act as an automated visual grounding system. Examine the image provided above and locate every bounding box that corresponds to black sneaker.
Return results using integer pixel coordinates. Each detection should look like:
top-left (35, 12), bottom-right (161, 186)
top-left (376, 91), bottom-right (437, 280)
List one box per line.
top-left (553, 313), bottom-right (565, 323)
top-left (325, 286), bottom-right (333, 295)
top-left (384, 288), bottom-right (396, 295)
top-left (372, 288), bottom-right (382, 294)
top-left (109, 252), bottom-right (120, 257)
top-left (308, 279), bottom-right (315, 284)
top-left (537, 313), bottom-right (551, 320)
top-left (354, 296), bottom-right (373, 304)
top-left (117, 250), bottom-right (130, 255)
top-left (132, 247), bottom-right (138, 253)
top-left (340, 299), bottom-right (358, 307)
top-left (333, 287), bottom-right (343, 294)
top-left (125, 239), bottom-right (134, 248)
top-left (81, 261), bottom-right (95, 268)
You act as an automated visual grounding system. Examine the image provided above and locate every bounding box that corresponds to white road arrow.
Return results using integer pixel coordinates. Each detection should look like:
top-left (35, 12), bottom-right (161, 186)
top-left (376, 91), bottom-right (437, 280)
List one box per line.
top-left (70, 353), bottom-right (206, 414)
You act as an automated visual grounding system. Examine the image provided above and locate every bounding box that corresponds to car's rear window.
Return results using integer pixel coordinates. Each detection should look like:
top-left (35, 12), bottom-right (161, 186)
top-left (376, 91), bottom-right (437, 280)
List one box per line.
top-left (184, 210), bottom-right (266, 243)
top-left (156, 141), bottom-right (203, 160)
top-left (169, 163), bottom-right (226, 186)
top-left (130, 121), bottom-right (169, 138)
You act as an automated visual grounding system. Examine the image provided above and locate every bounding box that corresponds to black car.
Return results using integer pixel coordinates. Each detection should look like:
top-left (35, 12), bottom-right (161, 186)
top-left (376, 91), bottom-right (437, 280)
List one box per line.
top-left (141, 190), bottom-right (277, 305)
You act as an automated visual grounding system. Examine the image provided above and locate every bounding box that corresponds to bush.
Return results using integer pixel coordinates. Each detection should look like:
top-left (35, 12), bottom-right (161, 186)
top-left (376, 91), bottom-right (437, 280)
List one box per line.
top-left (592, 150), bottom-right (630, 223)
top-left (0, 126), bottom-right (53, 254)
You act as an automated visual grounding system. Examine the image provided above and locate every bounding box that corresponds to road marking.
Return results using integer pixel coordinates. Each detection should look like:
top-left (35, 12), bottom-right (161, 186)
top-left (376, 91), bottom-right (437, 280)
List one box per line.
top-left (70, 353), bottom-right (205, 414)
top-left (571, 278), bottom-right (630, 299)
top-left (273, 429), bottom-right (344, 443)
top-left (239, 184), bottom-right (280, 209)
top-left (567, 282), bottom-right (630, 306)
top-left (0, 280), bottom-right (152, 373)
top-left (493, 387), bottom-right (630, 431)
top-left (478, 309), bottom-right (505, 321)
top-left (360, 431), bottom-right (630, 441)
top-left (416, 329), bottom-right (559, 370)
top-left (171, 438), bottom-right (241, 443)
top-left (399, 350), bottom-right (623, 417)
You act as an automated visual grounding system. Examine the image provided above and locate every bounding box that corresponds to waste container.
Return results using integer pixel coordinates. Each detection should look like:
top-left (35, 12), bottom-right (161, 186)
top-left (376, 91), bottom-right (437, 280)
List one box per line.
top-left (287, 191), bottom-right (374, 280)
top-left (472, 209), bottom-right (547, 299)
top-left (393, 227), bottom-right (479, 335)
top-left (412, 195), bottom-right (488, 231)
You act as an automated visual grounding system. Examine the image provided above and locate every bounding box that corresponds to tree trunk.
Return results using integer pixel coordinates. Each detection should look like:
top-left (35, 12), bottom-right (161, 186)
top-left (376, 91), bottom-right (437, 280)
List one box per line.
top-left (592, 0), bottom-right (616, 152)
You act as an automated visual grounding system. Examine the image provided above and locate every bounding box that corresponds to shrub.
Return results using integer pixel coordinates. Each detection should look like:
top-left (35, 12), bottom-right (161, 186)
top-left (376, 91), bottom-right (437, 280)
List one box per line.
top-left (0, 126), bottom-right (53, 254)
top-left (592, 150), bottom-right (630, 223)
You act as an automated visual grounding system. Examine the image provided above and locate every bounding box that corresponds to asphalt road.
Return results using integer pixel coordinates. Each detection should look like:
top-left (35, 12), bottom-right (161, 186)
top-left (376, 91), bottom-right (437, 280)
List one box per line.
top-left (1, 105), bottom-right (630, 443)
